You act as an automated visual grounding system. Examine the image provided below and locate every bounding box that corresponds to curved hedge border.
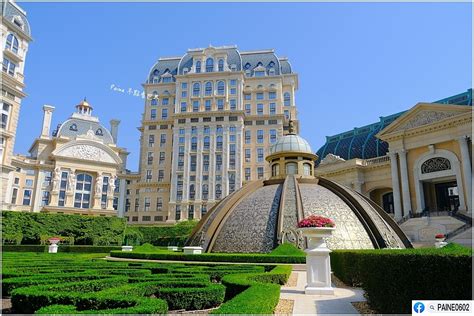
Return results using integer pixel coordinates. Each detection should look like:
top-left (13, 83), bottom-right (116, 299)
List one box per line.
top-left (2, 245), bottom-right (122, 253)
top-left (110, 250), bottom-right (306, 263)
top-left (331, 244), bottom-right (472, 314)
top-left (212, 265), bottom-right (292, 314)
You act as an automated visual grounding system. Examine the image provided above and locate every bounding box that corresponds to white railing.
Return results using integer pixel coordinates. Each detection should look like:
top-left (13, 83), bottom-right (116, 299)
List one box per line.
top-left (362, 155), bottom-right (390, 166)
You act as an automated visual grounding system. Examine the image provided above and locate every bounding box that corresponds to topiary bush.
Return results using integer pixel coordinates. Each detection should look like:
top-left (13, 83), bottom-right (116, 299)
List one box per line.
top-left (330, 245), bottom-right (472, 314)
top-left (270, 243), bottom-right (305, 256)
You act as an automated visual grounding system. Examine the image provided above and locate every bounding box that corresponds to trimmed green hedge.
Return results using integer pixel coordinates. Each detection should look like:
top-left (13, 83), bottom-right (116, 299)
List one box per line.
top-left (135, 221), bottom-right (198, 246)
top-left (1, 211), bottom-right (126, 245)
top-left (110, 250), bottom-right (306, 264)
top-left (331, 244), bottom-right (472, 314)
top-left (2, 245), bottom-right (121, 253)
top-left (212, 265), bottom-right (292, 314)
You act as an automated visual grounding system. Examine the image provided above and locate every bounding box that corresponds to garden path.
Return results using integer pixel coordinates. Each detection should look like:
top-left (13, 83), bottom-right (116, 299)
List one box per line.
top-left (280, 271), bottom-right (366, 315)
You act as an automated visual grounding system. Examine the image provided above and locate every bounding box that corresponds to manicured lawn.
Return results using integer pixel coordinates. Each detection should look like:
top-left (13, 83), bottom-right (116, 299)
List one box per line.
top-left (1, 252), bottom-right (291, 314)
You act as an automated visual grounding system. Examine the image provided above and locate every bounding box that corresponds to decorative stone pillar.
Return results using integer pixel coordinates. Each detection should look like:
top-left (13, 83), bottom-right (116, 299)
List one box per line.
top-left (65, 170), bottom-right (76, 208)
top-left (32, 170), bottom-right (45, 212)
top-left (389, 152), bottom-right (403, 220)
top-left (458, 136), bottom-right (472, 213)
top-left (398, 149), bottom-right (412, 216)
top-left (93, 174), bottom-right (103, 210)
top-left (49, 167), bottom-right (61, 206)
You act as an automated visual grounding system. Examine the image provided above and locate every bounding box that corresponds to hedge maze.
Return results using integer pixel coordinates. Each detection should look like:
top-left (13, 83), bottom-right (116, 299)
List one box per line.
top-left (2, 252), bottom-right (291, 314)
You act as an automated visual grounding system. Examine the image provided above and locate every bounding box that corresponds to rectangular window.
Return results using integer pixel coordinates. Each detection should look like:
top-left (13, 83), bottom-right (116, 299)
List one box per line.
top-left (125, 198), bottom-right (130, 212)
top-left (257, 147), bottom-right (264, 162)
top-left (284, 110), bottom-right (290, 119)
top-left (58, 171), bottom-right (68, 206)
top-left (2, 57), bottom-right (16, 76)
top-left (257, 103), bottom-right (263, 115)
top-left (156, 197), bottom-right (163, 211)
top-left (150, 109), bottom-right (157, 120)
top-left (204, 126), bottom-right (210, 134)
top-left (229, 135), bottom-right (236, 142)
top-left (245, 104), bottom-right (251, 115)
top-left (257, 130), bottom-right (264, 144)
top-left (270, 129), bottom-right (277, 143)
top-left (161, 108), bottom-right (168, 119)
top-left (245, 130), bottom-right (251, 144)
top-left (11, 188), bottom-right (18, 204)
top-left (230, 88), bottom-right (236, 95)
top-left (230, 79), bottom-right (237, 86)
top-left (203, 154), bottom-right (209, 172)
top-left (25, 179), bottom-right (33, 187)
top-left (217, 99), bottom-right (224, 110)
top-left (257, 167), bottom-right (264, 179)
top-left (158, 170), bottom-right (164, 182)
top-left (176, 206), bottom-right (181, 220)
top-left (22, 189), bottom-right (32, 206)
top-left (159, 152), bottom-right (165, 164)
top-left (144, 197), bottom-right (151, 211)
top-left (269, 103), bottom-right (276, 115)
top-left (142, 216), bottom-right (151, 221)
top-left (216, 154), bottom-right (222, 171)
top-left (245, 148), bottom-right (251, 162)
top-left (148, 135), bottom-right (155, 147)
top-left (244, 93), bottom-right (251, 100)
top-left (192, 100), bottom-right (199, 112)
top-left (162, 98), bottom-right (169, 106)
top-left (180, 102), bottom-right (187, 112)
top-left (190, 155), bottom-right (197, 172)
top-left (134, 198), bottom-right (139, 211)
top-left (255, 71), bottom-right (265, 77)
top-left (1, 103), bottom-right (10, 129)
top-left (256, 92), bottom-right (264, 100)
top-left (160, 134), bottom-right (166, 146)
top-left (113, 197), bottom-right (118, 210)
top-left (245, 168), bottom-right (251, 181)
top-left (230, 99), bottom-right (236, 110)
top-left (269, 91), bottom-right (276, 100)
top-left (179, 136), bottom-right (185, 144)
top-left (147, 152), bottom-right (153, 165)
top-left (146, 170), bottom-right (152, 182)
top-left (205, 100), bottom-right (211, 111)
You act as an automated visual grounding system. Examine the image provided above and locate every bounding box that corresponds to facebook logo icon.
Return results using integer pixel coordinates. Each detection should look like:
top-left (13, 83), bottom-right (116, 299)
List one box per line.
top-left (413, 302), bottom-right (425, 313)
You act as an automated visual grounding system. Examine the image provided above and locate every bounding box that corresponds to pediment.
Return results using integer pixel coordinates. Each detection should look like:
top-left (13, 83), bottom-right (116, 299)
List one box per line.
top-left (378, 103), bottom-right (471, 138)
top-left (52, 141), bottom-right (121, 165)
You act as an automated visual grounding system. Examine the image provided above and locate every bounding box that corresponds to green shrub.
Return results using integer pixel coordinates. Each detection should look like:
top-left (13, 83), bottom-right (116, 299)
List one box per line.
top-left (2, 245), bottom-right (121, 253)
top-left (270, 243), bottom-right (305, 256)
top-left (212, 265), bottom-right (291, 314)
top-left (136, 220), bottom-right (198, 246)
top-left (330, 245), bottom-right (472, 314)
top-left (110, 250), bottom-right (306, 264)
top-left (134, 243), bottom-right (157, 252)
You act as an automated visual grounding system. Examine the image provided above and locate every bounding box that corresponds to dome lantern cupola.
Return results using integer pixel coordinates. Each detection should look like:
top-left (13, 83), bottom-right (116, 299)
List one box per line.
top-left (75, 98), bottom-right (93, 116)
top-left (266, 119), bottom-right (318, 180)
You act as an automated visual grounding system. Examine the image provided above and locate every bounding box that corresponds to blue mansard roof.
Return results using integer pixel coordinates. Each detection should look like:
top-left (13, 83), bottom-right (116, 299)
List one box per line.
top-left (316, 89), bottom-right (473, 165)
top-left (1, 0), bottom-right (31, 37)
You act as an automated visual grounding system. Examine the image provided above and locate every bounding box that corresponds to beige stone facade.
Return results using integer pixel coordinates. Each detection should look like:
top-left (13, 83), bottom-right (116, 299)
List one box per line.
top-left (5, 100), bottom-right (128, 216)
top-left (316, 100), bottom-right (472, 245)
top-left (127, 46), bottom-right (299, 224)
top-left (1, 0), bottom-right (32, 208)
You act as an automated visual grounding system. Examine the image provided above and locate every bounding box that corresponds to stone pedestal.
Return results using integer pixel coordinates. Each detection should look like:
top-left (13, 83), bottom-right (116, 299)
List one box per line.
top-left (121, 245), bottom-right (133, 252)
top-left (167, 246), bottom-right (179, 251)
top-left (300, 227), bottom-right (335, 295)
top-left (48, 244), bottom-right (58, 253)
top-left (183, 246), bottom-right (203, 254)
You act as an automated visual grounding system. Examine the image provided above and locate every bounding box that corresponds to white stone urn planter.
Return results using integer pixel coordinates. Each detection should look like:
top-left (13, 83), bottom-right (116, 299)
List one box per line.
top-left (48, 238), bottom-right (61, 253)
top-left (299, 227), bottom-right (335, 295)
top-left (435, 235), bottom-right (447, 248)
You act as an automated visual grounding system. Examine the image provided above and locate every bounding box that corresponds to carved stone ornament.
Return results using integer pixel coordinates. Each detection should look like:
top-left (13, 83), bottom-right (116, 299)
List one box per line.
top-left (394, 110), bottom-right (458, 132)
top-left (58, 144), bottom-right (116, 164)
top-left (320, 153), bottom-right (346, 165)
top-left (281, 228), bottom-right (306, 250)
top-left (421, 157), bottom-right (451, 174)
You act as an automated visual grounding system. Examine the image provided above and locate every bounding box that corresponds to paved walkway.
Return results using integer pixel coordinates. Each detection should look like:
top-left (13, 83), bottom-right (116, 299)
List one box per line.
top-left (280, 271), bottom-right (366, 315)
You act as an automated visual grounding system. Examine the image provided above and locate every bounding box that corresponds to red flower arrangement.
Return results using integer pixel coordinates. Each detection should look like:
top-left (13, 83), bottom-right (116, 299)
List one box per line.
top-left (298, 215), bottom-right (335, 228)
top-left (435, 234), bottom-right (445, 239)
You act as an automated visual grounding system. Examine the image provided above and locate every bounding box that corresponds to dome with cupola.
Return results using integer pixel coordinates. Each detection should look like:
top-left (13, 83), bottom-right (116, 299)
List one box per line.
top-left (186, 124), bottom-right (412, 253)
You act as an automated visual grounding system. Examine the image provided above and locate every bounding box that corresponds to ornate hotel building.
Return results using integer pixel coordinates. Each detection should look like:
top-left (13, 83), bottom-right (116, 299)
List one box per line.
top-left (5, 99), bottom-right (129, 215)
top-left (315, 89), bottom-right (472, 247)
top-left (127, 46), bottom-right (299, 224)
top-left (1, 0), bottom-right (32, 207)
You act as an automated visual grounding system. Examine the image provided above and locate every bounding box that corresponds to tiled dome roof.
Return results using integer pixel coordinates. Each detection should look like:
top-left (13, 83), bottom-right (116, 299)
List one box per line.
top-left (270, 134), bottom-right (313, 155)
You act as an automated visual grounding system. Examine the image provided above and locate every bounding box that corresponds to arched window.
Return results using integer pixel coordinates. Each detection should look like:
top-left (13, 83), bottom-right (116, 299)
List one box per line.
top-left (195, 61), bottom-right (201, 73)
top-left (421, 157), bottom-right (451, 174)
top-left (272, 164), bottom-right (280, 177)
top-left (5, 34), bottom-right (19, 54)
top-left (284, 92), bottom-right (291, 106)
top-left (152, 69), bottom-right (159, 83)
top-left (217, 81), bottom-right (225, 95)
top-left (286, 162), bottom-right (298, 175)
top-left (218, 59), bottom-right (224, 71)
top-left (204, 136), bottom-right (210, 150)
top-left (205, 82), bottom-right (213, 96)
top-left (303, 163), bottom-right (312, 176)
top-left (202, 184), bottom-right (209, 200)
top-left (206, 58), bottom-right (214, 72)
top-left (244, 63), bottom-right (251, 69)
top-left (69, 123), bottom-right (78, 131)
top-left (74, 173), bottom-right (92, 209)
top-left (192, 82), bottom-right (201, 96)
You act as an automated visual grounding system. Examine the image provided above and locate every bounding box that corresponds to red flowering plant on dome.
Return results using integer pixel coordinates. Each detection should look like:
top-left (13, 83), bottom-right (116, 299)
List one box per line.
top-left (297, 215), bottom-right (335, 228)
top-left (435, 234), bottom-right (445, 239)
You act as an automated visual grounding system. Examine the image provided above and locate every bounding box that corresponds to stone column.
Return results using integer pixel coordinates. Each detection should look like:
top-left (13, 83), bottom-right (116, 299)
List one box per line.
top-left (65, 169), bottom-right (75, 208)
top-left (389, 152), bottom-right (403, 220)
top-left (458, 136), bottom-right (472, 213)
top-left (398, 149), bottom-right (412, 216)
top-left (93, 173), bottom-right (103, 210)
top-left (32, 170), bottom-right (45, 212)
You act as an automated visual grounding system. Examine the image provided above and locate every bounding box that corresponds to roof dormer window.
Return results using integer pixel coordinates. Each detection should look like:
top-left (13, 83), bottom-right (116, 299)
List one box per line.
top-left (195, 61), bottom-right (201, 73)
top-left (218, 59), bottom-right (224, 72)
top-left (95, 128), bottom-right (103, 136)
top-left (206, 58), bottom-right (214, 72)
top-left (13, 17), bottom-right (23, 30)
top-left (69, 124), bottom-right (78, 131)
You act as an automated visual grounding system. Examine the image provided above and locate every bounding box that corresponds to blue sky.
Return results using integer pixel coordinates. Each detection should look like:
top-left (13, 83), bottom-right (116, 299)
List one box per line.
top-left (17, 1), bottom-right (472, 170)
